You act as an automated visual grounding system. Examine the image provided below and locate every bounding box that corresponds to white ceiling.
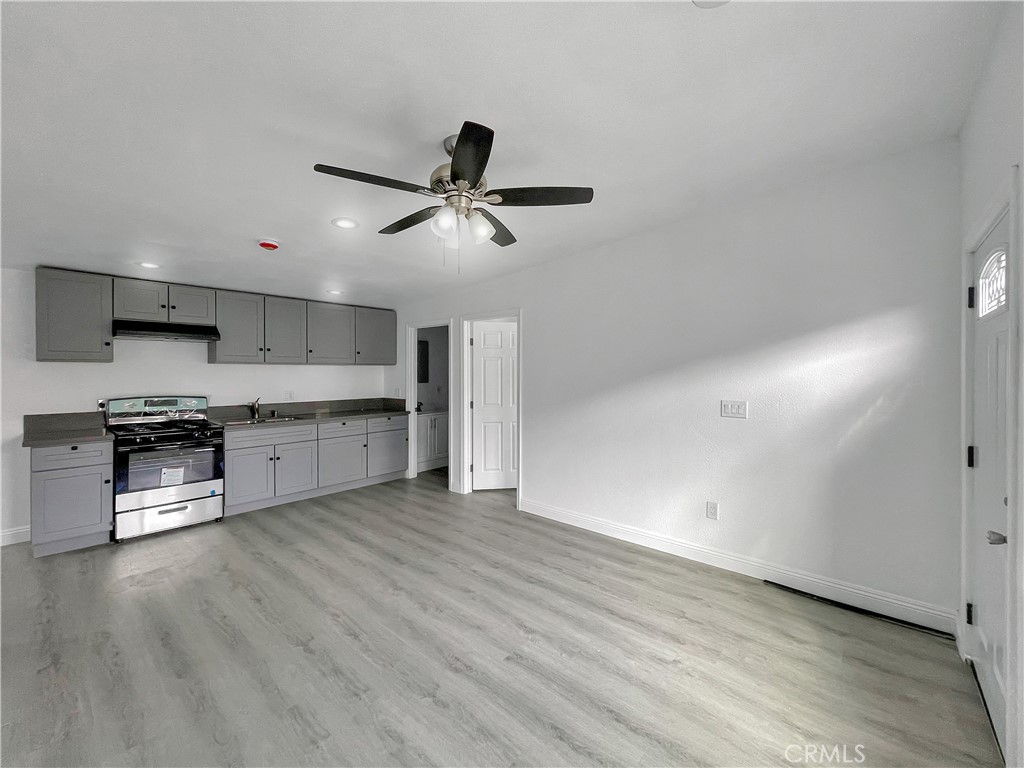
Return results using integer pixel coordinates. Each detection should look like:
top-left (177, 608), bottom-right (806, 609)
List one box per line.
top-left (1, 2), bottom-right (1004, 306)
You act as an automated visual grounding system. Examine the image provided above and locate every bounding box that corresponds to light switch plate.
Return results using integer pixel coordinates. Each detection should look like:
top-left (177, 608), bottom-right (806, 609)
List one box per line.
top-left (721, 400), bottom-right (748, 419)
top-left (706, 501), bottom-right (720, 520)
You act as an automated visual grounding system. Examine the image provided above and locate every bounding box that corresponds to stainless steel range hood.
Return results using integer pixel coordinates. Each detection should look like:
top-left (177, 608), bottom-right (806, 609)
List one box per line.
top-left (111, 319), bottom-right (221, 342)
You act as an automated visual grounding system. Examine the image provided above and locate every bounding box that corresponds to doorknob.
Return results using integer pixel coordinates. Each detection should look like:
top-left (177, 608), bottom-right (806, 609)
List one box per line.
top-left (987, 530), bottom-right (1007, 545)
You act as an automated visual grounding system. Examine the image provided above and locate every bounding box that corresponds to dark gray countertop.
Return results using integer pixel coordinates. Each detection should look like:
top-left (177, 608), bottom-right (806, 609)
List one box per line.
top-left (22, 397), bottom-right (408, 447)
top-left (23, 413), bottom-right (113, 448)
top-left (213, 409), bottom-right (410, 430)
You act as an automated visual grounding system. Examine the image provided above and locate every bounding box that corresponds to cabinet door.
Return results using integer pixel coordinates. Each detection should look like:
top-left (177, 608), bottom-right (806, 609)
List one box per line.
top-left (225, 446), bottom-right (275, 505)
top-left (35, 268), bottom-right (113, 362)
top-left (319, 435), bottom-right (367, 487)
top-left (265, 297), bottom-right (307, 365)
top-left (113, 278), bottom-right (168, 321)
top-left (368, 430), bottom-right (408, 477)
top-left (433, 414), bottom-right (449, 459)
top-left (168, 285), bottom-right (216, 325)
top-left (416, 415), bottom-right (431, 462)
top-left (31, 464), bottom-right (112, 545)
top-left (209, 291), bottom-right (264, 364)
top-left (307, 302), bottom-right (355, 365)
top-left (274, 440), bottom-right (318, 495)
top-left (355, 307), bottom-right (397, 365)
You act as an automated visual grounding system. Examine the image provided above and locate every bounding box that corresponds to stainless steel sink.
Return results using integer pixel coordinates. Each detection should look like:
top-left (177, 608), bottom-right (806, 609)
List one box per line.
top-left (223, 416), bottom-right (299, 426)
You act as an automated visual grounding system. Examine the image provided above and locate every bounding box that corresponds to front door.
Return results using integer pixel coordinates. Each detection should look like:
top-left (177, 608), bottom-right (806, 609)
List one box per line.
top-left (472, 320), bottom-right (518, 490)
top-left (968, 208), bottom-right (1011, 750)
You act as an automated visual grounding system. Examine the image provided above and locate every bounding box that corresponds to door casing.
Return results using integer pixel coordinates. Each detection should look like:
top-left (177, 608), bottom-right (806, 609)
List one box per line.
top-left (959, 166), bottom-right (1022, 765)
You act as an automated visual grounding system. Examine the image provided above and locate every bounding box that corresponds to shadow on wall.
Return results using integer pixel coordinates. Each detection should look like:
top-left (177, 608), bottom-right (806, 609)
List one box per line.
top-left (523, 306), bottom-right (960, 606)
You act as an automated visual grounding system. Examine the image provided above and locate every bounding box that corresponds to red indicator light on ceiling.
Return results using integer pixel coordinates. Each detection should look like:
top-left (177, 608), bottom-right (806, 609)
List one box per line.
top-left (258, 239), bottom-right (279, 251)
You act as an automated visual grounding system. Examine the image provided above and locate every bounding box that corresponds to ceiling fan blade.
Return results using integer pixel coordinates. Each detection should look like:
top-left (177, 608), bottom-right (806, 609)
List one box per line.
top-left (478, 209), bottom-right (517, 247)
top-left (314, 164), bottom-right (428, 195)
top-left (379, 207), bottom-right (441, 235)
top-left (449, 121), bottom-right (494, 188)
top-left (487, 186), bottom-right (594, 206)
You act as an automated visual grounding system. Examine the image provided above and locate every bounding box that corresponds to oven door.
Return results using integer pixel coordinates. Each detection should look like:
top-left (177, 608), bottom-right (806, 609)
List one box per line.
top-left (115, 439), bottom-right (224, 512)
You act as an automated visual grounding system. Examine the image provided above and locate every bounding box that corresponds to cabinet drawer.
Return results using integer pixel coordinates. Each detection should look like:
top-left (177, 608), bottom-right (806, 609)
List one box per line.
top-left (318, 419), bottom-right (367, 439)
top-left (31, 441), bottom-right (113, 472)
top-left (224, 423), bottom-right (318, 450)
top-left (367, 414), bottom-right (407, 434)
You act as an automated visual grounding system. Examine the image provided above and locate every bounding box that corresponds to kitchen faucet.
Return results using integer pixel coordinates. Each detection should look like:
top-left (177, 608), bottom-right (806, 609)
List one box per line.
top-left (249, 397), bottom-right (261, 420)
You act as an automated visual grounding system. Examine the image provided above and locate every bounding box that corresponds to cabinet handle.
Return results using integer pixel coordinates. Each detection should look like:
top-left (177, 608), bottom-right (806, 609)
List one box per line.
top-left (70, 445), bottom-right (78, 450)
top-left (258, 347), bottom-right (264, 352)
top-left (363, 444), bottom-right (367, 448)
top-left (268, 457), bottom-right (274, 461)
top-left (160, 304), bottom-right (167, 308)
top-left (104, 479), bottom-right (111, 484)
top-left (309, 349), bottom-right (313, 353)
top-left (266, 348), bottom-right (271, 351)
top-left (357, 351), bottom-right (361, 355)
top-left (171, 305), bottom-right (177, 309)
top-left (104, 341), bottom-right (111, 346)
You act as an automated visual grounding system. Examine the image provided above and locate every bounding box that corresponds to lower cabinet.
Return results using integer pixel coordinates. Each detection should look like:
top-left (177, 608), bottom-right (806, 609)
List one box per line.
top-left (224, 440), bottom-right (318, 504)
top-left (368, 430), bottom-right (409, 477)
top-left (319, 434), bottom-right (367, 487)
top-left (31, 463), bottom-right (113, 546)
top-left (275, 440), bottom-right (318, 495)
top-left (225, 446), bottom-right (275, 504)
top-left (417, 412), bottom-right (449, 470)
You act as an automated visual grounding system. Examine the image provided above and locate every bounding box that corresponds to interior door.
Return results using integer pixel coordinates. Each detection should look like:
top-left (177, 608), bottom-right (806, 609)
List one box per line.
top-left (968, 209), bottom-right (1011, 750)
top-left (472, 321), bottom-right (518, 490)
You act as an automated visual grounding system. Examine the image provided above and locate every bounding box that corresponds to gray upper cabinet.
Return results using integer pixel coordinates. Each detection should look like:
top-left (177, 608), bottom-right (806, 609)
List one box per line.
top-left (355, 307), bottom-right (397, 365)
top-left (307, 302), bottom-right (355, 365)
top-left (209, 291), bottom-right (264, 364)
top-left (168, 285), bottom-right (216, 325)
top-left (36, 268), bottom-right (113, 362)
top-left (264, 297), bottom-right (307, 365)
top-left (113, 278), bottom-right (168, 321)
top-left (115, 279), bottom-right (216, 325)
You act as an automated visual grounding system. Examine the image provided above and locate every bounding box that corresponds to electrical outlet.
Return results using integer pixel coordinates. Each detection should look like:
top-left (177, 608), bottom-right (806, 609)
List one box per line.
top-left (283, 390), bottom-right (294, 401)
top-left (721, 400), bottom-right (748, 419)
top-left (97, 399), bottom-right (106, 411)
top-left (706, 501), bottom-right (720, 520)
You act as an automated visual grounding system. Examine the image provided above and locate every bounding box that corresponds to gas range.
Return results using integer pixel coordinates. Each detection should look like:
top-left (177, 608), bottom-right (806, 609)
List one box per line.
top-left (107, 419), bottom-right (222, 444)
top-left (104, 396), bottom-right (225, 542)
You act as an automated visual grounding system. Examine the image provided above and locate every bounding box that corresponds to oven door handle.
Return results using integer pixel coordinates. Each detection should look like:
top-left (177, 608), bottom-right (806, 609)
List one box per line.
top-left (116, 440), bottom-right (222, 453)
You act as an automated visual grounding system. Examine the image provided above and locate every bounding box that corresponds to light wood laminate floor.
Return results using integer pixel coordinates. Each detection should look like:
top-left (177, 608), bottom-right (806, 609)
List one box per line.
top-left (2, 471), bottom-right (1001, 767)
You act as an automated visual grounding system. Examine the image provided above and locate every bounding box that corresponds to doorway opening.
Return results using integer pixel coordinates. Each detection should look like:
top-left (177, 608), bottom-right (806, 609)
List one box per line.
top-left (405, 321), bottom-right (452, 491)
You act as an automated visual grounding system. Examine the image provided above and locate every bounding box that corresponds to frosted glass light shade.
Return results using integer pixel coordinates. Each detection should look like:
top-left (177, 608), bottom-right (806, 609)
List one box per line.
top-left (467, 210), bottom-right (496, 244)
top-left (430, 206), bottom-right (458, 239)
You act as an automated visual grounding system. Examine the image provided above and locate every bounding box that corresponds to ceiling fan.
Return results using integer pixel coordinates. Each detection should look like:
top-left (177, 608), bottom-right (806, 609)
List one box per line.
top-left (314, 121), bottom-right (594, 247)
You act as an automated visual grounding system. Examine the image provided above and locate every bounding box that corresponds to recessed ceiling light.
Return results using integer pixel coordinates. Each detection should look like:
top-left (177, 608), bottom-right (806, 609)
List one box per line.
top-left (137, 262), bottom-right (161, 269)
top-left (331, 217), bottom-right (359, 229)
top-left (326, 290), bottom-right (344, 295)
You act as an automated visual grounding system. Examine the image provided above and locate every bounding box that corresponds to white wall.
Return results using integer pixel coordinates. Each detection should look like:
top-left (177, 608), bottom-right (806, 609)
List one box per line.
top-left (416, 325), bottom-right (449, 410)
top-left (1, 266), bottom-right (387, 539)
top-left (959, 2), bottom-right (1023, 232)
top-left (389, 139), bottom-right (963, 630)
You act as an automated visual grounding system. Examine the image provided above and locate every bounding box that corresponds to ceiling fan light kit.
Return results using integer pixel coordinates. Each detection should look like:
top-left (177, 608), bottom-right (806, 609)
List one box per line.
top-left (314, 120), bottom-right (594, 248)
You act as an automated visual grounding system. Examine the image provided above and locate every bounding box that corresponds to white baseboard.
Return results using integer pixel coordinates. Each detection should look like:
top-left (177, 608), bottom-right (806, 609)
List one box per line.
top-left (1, 526), bottom-right (30, 547)
top-left (520, 499), bottom-right (956, 635)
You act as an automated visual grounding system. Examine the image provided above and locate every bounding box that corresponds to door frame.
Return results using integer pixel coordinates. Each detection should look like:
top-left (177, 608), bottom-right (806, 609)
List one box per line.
top-left (959, 165), bottom-right (1022, 764)
top-left (404, 318), bottom-right (453, 491)
top-left (460, 308), bottom-right (522, 505)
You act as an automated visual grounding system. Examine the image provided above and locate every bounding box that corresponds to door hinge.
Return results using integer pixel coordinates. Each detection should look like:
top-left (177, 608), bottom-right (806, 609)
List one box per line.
top-left (470, 400), bottom-right (474, 409)
top-left (966, 602), bottom-right (974, 625)
top-left (470, 337), bottom-right (474, 346)
top-left (968, 286), bottom-right (976, 309)
top-left (470, 463), bottom-right (473, 472)
top-left (967, 445), bottom-right (976, 468)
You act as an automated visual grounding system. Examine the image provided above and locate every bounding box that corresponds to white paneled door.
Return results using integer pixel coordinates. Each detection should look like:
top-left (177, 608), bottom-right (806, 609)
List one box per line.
top-left (969, 209), bottom-right (1011, 751)
top-left (472, 321), bottom-right (518, 490)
